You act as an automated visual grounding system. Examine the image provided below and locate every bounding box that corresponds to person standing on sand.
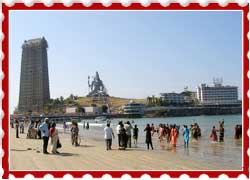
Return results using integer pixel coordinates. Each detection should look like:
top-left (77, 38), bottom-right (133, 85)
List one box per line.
top-left (39, 118), bottom-right (50, 154)
top-left (119, 124), bottom-right (127, 150)
top-left (144, 124), bottom-right (153, 150)
top-left (171, 125), bottom-right (177, 147)
top-left (86, 122), bottom-right (89, 130)
top-left (63, 121), bottom-right (67, 133)
top-left (104, 123), bottom-right (115, 150)
top-left (15, 119), bottom-right (19, 138)
top-left (37, 120), bottom-right (42, 139)
top-left (116, 121), bottom-right (122, 147)
top-left (133, 124), bottom-right (139, 146)
top-left (49, 122), bottom-right (60, 154)
top-left (71, 121), bottom-right (79, 146)
top-left (20, 121), bottom-right (24, 134)
top-left (183, 125), bottom-right (189, 148)
top-left (124, 121), bottom-right (133, 148)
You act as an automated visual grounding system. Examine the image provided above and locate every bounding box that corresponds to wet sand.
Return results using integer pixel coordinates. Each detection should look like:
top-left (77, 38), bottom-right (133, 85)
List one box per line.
top-left (10, 127), bottom-right (240, 171)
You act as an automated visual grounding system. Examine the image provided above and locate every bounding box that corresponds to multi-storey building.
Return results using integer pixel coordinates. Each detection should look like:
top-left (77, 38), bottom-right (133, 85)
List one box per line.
top-left (160, 93), bottom-right (185, 104)
top-left (123, 100), bottom-right (145, 117)
top-left (18, 37), bottom-right (50, 113)
top-left (196, 83), bottom-right (238, 105)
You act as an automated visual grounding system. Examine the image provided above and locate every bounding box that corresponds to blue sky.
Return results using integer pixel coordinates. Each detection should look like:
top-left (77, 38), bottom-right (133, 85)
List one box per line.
top-left (9, 10), bottom-right (242, 113)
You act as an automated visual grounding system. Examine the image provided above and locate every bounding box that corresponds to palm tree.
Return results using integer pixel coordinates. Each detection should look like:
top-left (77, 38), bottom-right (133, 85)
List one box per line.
top-left (147, 96), bottom-right (152, 105)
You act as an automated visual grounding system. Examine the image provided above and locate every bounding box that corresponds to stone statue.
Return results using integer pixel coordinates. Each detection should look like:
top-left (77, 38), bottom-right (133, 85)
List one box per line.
top-left (87, 71), bottom-right (108, 97)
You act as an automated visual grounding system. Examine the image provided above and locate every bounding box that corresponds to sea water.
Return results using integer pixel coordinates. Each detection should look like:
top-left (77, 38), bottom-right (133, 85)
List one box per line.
top-left (75, 114), bottom-right (242, 170)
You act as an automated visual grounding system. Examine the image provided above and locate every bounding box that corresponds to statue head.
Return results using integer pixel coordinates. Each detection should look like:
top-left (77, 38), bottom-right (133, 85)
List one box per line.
top-left (95, 71), bottom-right (100, 80)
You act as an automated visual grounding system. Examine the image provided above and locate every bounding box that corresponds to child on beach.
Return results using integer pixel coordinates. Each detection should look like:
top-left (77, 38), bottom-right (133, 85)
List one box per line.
top-left (133, 124), bottom-right (139, 146)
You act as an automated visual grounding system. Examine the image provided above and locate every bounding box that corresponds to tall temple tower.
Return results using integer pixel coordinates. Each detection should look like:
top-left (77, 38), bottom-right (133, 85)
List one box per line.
top-left (18, 37), bottom-right (50, 113)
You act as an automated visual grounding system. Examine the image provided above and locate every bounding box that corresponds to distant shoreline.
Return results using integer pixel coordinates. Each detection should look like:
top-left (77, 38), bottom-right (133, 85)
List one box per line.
top-left (144, 105), bottom-right (242, 118)
top-left (11, 106), bottom-right (242, 123)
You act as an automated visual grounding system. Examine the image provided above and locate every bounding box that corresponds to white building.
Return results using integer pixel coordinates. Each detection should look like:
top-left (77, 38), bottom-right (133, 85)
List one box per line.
top-left (123, 100), bottom-right (145, 116)
top-left (65, 106), bottom-right (77, 114)
top-left (160, 93), bottom-right (185, 104)
top-left (196, 83), bottom-right (239, 105)
top-left (84, 106), bottom-right (101, 115)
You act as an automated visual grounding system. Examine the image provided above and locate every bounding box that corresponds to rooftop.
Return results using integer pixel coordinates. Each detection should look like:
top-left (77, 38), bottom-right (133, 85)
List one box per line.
top-left (22, 37), bottom-right (48, 48)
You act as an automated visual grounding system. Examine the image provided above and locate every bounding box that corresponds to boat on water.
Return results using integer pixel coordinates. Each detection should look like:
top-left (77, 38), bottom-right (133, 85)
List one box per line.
top-left (64, 116), bottom-right (112, 128)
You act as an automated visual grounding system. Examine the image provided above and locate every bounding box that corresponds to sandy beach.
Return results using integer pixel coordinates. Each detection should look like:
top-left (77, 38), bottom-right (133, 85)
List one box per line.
top-left (10, 125), bottom-right (241, 171)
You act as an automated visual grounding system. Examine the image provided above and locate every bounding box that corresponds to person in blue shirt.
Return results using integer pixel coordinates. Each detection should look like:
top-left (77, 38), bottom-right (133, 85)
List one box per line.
top-left (183, 125), bottom-right (189, 148)
top-left (39, 118), bottom-right (50, 154)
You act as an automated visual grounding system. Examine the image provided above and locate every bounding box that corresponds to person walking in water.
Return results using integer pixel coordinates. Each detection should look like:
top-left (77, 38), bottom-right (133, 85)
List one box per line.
top-left (104, 123), bottom-right (115, 150)
top-left (171, 125), bottom-right (178, 147)
top-left (183, 125), bottom-right (189, 148)
top-left (86, 122), bottom-right (89, 130)
top-left (219, 121), bottom-right (224, 142)
top-left (39, 118), bottom-right (50, 154)
top-left (144, 124), bottom-right (153, 150)
top-left (210, 126), bottom-right (218, 142)
top-left (158, 124), bottom-right (163, 142)
top-left (49, 122), bottom-right (60, 154)
top-left (119, 124), bottom-right (127, 150)
top-left (151, 123), bottom-right (155, 137)
top-left (133, 124), bottom-right (139, 146)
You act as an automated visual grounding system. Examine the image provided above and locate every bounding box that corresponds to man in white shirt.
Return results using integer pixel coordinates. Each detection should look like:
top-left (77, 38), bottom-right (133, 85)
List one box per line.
top-left (124, 121), bottom-right (133, 148)
top-left (116, 121), bottom-right (122, 147)
top-left (39, 118), bottom-right (50, 154)
top-left (104, 123), bottom-right (115, 150)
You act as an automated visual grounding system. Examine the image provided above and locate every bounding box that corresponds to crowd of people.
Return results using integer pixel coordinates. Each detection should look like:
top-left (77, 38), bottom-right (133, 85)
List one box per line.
top-left (12, 118), bottom-right (62, 154)
top-left (12, 117), bottom-right (243, 154)
top-left (104, 119), bottom-right (242, 151)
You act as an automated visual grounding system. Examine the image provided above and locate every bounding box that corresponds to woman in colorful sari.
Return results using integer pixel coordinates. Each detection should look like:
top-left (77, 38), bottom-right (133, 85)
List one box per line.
top-left (49, 122), bottom-right (59, 154)
top-left (158, 124), bottom-right (163, 142)
top-left (71, 121), bottom-right (79, 146)
top-left (171, 125), bottom-right (177, 147)
top-left (210, 126), bottom-right (218, 142)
